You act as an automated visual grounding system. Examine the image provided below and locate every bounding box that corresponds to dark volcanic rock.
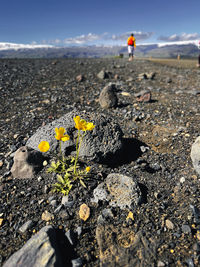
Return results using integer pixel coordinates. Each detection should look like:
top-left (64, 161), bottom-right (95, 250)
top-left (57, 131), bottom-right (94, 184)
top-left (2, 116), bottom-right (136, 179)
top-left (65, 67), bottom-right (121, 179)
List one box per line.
top-left (3, 226), bottom-right (65, 267)
top-left (1, 58), bottom-right (200, 267)
top-left (99, 83), bottom-right (118, 109)
top-left (26, 110), bottom-right (123, 162)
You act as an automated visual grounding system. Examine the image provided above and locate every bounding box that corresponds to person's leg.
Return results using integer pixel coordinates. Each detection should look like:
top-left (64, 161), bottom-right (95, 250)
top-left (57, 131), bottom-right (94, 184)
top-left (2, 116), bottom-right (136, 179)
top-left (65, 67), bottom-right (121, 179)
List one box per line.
top-left (131, 47), bottom-right (134, 61)
top-left (128, 46), bottom-right (132, 61)
top-left (198, 54), bottom-right (200, 67)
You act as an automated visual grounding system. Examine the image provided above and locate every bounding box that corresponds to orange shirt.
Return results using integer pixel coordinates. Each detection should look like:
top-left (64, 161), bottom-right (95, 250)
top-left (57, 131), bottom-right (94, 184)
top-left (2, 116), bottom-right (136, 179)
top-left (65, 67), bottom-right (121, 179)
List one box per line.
top-left (127, 36), bottom-right (136, 47)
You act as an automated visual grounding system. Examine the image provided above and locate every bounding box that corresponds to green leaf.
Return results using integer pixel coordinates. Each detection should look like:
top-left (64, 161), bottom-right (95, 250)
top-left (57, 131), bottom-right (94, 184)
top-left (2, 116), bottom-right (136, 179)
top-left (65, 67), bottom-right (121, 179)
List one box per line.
top-left (67, 165), bottom-right (75, 172)
top-left (57, 174), bottom-right (65, 184)
top-left (80, 179), bottom-right (87, 188)
top-left (70, 157), bottom-right (75, 163)
top-left (51, 161), bottom-right (57, 168)
top-left (64, 172), bottom-right (70, 178)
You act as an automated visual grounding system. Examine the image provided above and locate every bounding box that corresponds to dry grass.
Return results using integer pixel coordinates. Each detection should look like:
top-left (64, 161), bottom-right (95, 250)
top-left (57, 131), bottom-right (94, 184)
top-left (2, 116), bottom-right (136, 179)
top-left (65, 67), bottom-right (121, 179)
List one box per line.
top-left (146, 58), bottom-right (199, 69)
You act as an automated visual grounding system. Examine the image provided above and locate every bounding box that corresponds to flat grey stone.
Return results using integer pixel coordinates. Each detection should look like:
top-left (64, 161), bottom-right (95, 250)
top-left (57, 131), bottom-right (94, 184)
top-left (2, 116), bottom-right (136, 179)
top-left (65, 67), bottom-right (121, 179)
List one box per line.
top-left (3, 226), bottom-right (64, 267)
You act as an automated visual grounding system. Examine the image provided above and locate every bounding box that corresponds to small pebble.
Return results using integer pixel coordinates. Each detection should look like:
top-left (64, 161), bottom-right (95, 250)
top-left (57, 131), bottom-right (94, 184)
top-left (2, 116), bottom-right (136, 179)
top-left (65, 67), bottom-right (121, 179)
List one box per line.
top-left (165, 219), bottom-right (174, 230)
top-left (180, 177), bottom-right (185, 183)
top-left (37, 176), bottom-right (43, 182)
top-left (182, 224), bottom-right (191, 234)
top-left (50, 200), bottom-right (57, 207)
top-left (19, 220), bottom-right (34, 233)
top-left (61, 195), bottom-right (69, 206)
top-left (0, 218), bottom-right (3, 227)
top-left (157, 260), bottom-right (165, 267)
top-left (54, 204), bottom-right (63, 214)
top-left (41, 211), bottom-right (54, 221)
top-left (76, 226), bottom-right (82, 236)
top-left (71, 257), bottom-right (82, 267)
top-left (140, 146), bottom-right (149, 153)
top-left (38, 199), bottom-right (44, 205)
top-left (43, 160), bottom-right (48, 166)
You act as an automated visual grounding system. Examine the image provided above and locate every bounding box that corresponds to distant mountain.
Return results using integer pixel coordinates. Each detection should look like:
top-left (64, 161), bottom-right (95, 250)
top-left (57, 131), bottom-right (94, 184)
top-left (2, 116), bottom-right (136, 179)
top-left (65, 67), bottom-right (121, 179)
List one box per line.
top-left (0, 41), bottom-right (199, 58)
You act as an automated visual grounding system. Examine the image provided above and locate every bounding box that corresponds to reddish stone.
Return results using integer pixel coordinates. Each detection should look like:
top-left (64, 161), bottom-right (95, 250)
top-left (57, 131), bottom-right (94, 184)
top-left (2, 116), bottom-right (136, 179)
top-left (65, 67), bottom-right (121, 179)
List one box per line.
top-left (134, 90), bottom-right (151, 102)
top-left (76, 75), bottom-right (85, 82)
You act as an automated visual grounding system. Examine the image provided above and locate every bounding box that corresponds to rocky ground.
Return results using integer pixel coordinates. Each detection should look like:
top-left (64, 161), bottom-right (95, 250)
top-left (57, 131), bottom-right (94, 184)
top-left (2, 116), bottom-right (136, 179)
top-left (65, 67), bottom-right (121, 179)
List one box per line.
top-left (0, 58), bottom-right (200, 267)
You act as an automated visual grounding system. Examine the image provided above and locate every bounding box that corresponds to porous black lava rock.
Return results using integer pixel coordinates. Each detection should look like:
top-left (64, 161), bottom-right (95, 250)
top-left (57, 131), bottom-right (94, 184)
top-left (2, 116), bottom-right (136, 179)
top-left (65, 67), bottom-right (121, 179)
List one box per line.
top-left (26, 110), bottom-right (123, 163)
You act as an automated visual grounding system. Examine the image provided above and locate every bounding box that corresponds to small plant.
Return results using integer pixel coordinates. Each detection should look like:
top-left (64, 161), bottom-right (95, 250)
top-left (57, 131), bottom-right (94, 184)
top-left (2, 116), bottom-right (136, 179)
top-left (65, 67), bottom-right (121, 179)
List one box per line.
top-left (38, 116), bottom-right (95, 195)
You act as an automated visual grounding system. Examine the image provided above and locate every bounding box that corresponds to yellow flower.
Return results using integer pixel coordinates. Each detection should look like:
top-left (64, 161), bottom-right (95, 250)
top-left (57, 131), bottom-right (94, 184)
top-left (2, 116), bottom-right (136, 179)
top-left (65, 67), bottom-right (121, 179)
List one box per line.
top-left (74, 116), bottom-right (95, 131)
top-left (86, 122), bottom-right (95, 131)
top-left (38, 141), bottom-right (50, 152)
top-left (55, 127), bottom-right (70, 141)
top-left (85, 166), bottom-right (91, 172)
top-left (74, 116), bottom-right (87, 130)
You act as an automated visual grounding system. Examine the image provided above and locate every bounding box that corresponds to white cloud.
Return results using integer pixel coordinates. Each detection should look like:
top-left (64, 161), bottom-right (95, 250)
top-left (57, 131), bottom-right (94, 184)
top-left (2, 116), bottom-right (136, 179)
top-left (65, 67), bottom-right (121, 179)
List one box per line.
top-left (63, 33), bottom-right (103, 44)
top-left (41, 39), bottom-right (61, 45)
top-left (110, 31), bottom-right (154, 41)
top-left (158, 33), bottom-right (200, 42)
top-left (44, 31), bottom-right (153, 45)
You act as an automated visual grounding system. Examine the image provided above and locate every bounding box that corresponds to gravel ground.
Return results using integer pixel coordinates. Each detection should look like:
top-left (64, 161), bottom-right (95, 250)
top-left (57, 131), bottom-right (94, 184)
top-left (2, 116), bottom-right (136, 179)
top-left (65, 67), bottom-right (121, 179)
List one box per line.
top-left (0, 58), bottom-right (200, 267)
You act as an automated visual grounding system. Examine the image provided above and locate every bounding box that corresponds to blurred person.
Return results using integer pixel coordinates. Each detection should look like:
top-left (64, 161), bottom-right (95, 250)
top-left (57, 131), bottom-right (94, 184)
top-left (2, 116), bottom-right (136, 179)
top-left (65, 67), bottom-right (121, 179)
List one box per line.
top-left (127, 33), bottom-right (136, 61)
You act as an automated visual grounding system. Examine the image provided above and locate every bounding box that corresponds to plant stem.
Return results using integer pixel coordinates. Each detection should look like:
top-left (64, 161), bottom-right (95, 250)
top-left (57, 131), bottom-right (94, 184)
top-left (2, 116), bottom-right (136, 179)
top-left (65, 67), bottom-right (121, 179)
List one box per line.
top-left (74, 130), bottom-right (80, 174)
top-left (59, 140), bottom-right (62, 160)
top-left (74, 131), bottom-right (86, 174)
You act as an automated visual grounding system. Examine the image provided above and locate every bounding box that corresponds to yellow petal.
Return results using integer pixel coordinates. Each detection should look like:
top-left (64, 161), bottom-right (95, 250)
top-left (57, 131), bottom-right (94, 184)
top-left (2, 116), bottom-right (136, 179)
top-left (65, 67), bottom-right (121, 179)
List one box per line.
top-left (86, 122), bottom-right (95, 131)
top-left (74, 116), bottom-right (80, 128)
top-left (38, 141), bottom-right (50, 152)
top-left (55, 128), bottom-right (61, 140)
top-left (61, 135), bottom-right (70, 142)
top-left (55, 127), bottom-right (68, 140)
top-left (85, 166), bottom-right (91, 172)
top-left (58, 127), bottom-right (65, 136)
top-left (74, 116), bottom-right (88, 130)
top-left (74, 116), bottom-right (80, 122)
top-left (55, 135), bottom-right (60, 140)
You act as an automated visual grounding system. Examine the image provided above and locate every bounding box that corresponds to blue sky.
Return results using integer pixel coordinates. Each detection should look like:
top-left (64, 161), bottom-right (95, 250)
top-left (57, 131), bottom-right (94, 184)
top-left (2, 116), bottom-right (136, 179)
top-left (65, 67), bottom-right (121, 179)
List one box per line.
top-left (1, 0), bottom-right (200, 46)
